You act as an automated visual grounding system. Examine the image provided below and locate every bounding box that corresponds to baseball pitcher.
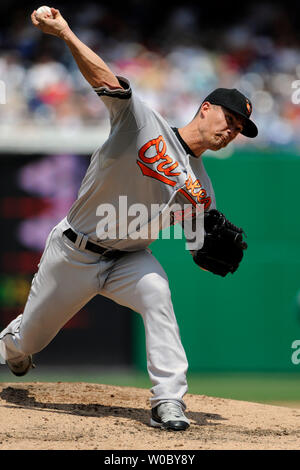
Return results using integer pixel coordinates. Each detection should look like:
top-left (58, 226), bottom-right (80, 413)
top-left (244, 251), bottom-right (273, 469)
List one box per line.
top-left (0, 8), bottom-right (257, 431)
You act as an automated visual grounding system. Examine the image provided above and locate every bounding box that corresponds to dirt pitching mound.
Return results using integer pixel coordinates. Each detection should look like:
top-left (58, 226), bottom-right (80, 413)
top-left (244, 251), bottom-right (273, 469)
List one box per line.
top-left (0, 382), bottom-right (300, 450)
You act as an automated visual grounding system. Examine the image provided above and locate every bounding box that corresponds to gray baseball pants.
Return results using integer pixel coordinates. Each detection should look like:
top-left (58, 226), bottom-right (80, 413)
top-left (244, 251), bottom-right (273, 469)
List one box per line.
top-left (0, 217), bottom-right (188, 409)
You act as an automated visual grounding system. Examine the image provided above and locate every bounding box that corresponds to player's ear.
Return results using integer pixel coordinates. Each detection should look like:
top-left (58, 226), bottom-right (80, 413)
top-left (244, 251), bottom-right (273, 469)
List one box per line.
top-left (201, 101), bottom-right (210, 110)
top-left (198, 101), bottom-right (211, 118)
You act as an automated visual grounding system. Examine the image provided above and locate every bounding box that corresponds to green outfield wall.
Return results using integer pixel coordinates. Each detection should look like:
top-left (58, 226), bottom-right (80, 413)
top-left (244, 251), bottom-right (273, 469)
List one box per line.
top-left (132, 147), bottom-right (300, 372)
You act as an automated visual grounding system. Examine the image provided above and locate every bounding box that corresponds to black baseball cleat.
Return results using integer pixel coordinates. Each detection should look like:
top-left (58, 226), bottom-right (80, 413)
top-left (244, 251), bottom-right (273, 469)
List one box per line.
top-left (6, 355), bottom-right (35, 377)
top-left (150, 402), bottom-right (190, 431)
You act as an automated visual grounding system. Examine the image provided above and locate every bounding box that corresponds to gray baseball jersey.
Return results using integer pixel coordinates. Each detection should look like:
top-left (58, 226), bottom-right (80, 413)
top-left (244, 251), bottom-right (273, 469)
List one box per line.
top-left (67, 76), bottom-right (216, 251)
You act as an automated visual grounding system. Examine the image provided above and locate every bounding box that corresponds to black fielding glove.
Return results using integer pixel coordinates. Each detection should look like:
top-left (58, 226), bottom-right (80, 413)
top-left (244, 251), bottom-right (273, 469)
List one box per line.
top-left (193, 209), bottom-right (248, 277)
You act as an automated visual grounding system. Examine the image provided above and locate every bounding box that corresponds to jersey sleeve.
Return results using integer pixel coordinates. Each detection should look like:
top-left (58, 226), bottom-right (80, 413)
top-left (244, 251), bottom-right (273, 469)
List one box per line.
top-left (93, 76), bottom-right (149, 131)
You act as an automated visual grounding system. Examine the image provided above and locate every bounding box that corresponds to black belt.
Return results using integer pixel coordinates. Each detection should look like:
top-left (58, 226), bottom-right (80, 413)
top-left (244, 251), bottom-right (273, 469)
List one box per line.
top-left (63, 228), bottom-right (124, 259)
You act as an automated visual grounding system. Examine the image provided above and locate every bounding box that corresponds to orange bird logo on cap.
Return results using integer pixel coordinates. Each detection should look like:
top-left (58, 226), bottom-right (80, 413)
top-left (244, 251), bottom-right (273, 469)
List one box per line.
top-left (246, 99), bottom-right (252, 116)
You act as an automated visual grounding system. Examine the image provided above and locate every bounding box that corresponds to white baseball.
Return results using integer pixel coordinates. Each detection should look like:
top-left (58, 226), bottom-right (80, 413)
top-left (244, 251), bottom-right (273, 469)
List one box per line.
top-left (35, 6), bottom-right (53, 18)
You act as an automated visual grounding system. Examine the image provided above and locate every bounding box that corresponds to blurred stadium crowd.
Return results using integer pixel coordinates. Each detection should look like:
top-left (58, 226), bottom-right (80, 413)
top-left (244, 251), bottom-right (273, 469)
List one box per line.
top-left (1, 0), bottom-right (300, 148)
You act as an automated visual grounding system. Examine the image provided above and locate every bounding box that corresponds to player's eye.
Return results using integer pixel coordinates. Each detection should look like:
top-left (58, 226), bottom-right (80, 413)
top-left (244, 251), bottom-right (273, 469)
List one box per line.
top-left (226, 114), bottom-right (234, 126)
top-left (227, 114), bottom-right (243, 133)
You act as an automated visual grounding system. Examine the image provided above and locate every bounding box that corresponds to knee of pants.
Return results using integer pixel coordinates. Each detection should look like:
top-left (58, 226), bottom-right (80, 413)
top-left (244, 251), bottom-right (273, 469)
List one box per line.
top-left (17, 326), bottom-right (53, 356)
top-left (16, 337), bottom-right (43, 356)
top-left (136, 276), bottom-right (173, 315)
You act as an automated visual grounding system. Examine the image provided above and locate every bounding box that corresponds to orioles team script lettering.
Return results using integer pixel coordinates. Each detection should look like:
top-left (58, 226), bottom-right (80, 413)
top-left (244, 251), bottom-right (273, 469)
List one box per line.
top-left (137, 135), bottom-right (211, 210)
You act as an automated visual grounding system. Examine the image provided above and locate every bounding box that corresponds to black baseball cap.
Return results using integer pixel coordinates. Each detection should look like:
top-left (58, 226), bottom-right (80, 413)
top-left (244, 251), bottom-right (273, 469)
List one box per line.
top-left (203, 88), bottom-right (258, 138)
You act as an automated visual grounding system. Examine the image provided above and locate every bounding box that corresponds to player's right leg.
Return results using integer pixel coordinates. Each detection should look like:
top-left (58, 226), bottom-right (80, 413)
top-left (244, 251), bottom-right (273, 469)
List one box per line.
top-left (0, 218), bottom-right (101, 369)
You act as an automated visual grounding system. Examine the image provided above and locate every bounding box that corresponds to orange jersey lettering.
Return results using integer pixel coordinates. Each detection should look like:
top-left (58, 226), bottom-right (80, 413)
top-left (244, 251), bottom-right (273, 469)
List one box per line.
top-left (185, 174), bottom-right (212, 209)
top-left (137, 137), bottom-right (212, 211)
top-left (138, 135), bottom-right (181, 178)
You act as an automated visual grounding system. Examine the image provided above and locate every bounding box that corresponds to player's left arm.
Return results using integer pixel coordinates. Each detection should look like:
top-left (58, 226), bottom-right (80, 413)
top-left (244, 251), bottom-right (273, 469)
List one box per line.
top-left (31, 7), bottom-right (121, 90)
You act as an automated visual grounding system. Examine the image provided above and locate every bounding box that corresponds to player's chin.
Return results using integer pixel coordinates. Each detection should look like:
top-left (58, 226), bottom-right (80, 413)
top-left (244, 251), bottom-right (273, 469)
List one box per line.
top-left (209, 140), bottom-right (226, 151)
